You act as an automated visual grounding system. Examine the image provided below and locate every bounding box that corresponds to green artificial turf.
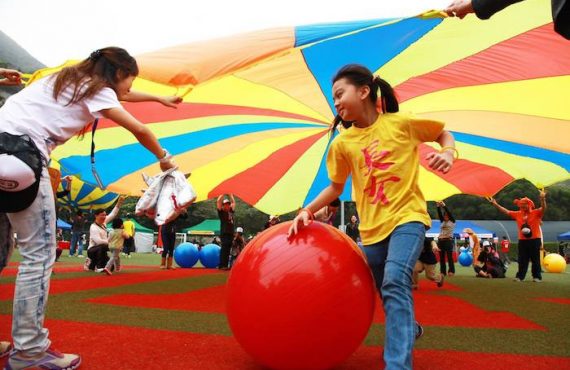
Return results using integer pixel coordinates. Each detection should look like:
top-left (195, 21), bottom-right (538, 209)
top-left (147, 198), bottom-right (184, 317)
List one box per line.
top-left (1, 251), bottom-right (569, 358)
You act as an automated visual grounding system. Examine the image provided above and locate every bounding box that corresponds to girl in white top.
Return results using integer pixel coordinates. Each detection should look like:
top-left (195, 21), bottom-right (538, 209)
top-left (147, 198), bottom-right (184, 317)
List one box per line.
top-left (0, 47), bottom-right (179, 370)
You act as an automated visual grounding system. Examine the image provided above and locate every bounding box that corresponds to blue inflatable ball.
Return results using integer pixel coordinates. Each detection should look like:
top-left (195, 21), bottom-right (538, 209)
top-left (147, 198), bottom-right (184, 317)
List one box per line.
top-left (199, 243), bottom-right (221, 268)
top-left (173, 242), bottom-right (200, 268)
top-left (458, 251), bottom-right (473, 267)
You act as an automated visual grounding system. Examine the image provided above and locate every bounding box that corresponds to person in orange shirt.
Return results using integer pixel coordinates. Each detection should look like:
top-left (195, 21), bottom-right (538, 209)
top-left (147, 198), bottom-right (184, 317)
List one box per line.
top-left (488, 190), bottom-right (546, 282)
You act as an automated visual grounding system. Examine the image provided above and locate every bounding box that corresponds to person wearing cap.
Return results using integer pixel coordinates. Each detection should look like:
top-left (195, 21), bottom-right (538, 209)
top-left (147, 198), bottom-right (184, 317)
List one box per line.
top-left (216, 194), bottom-right (235, 270)
top-left (474, 240), bottom-right (506, 278)
top-left (230, 226), bottom-right (245, 267)
top-left (488, 189), bottom-right (547, 282)
top-left (264, 214), bottom-right (280, 229)
top-left (0, 48), bottom-right (180, 369)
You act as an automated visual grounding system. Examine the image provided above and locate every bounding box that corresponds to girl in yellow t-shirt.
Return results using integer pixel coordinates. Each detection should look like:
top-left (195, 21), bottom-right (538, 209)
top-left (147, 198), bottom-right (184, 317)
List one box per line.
top-left (289, 64), bottom-right (456, 370)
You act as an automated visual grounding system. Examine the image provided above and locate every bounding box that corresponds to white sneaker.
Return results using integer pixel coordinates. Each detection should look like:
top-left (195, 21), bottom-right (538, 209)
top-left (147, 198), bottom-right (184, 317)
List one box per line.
top-left (533, 278), bottom-right (542, 283)
top-left (95, 268), bottom-right (105, 273)
top-left (77, 255), bottom-right (84, 258)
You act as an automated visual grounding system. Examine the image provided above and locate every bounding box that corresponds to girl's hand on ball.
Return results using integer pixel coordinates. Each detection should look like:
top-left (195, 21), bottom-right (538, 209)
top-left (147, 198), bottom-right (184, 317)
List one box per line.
top-left (288, 211), bottom-right (311, 238)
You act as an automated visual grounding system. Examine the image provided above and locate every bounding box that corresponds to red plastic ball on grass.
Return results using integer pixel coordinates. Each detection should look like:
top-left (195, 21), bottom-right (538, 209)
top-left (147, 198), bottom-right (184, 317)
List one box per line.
top-left (227, 221), bottom-right (375, 370)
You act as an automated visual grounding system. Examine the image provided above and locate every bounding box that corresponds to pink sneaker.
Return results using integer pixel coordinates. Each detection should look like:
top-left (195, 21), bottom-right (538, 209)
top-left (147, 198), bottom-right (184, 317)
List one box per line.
top-left (6, 347), bottom-right (81, 369)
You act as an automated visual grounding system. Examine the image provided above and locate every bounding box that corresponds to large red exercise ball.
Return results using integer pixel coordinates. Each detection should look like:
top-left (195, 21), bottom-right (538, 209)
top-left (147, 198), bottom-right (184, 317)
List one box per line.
top-left (173, 242), bottom-right (199, 268)
top-left (227, 221), bottom-right (375, 370)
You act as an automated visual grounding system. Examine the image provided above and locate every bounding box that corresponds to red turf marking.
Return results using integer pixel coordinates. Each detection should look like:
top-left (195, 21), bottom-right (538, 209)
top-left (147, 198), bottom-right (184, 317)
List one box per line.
top-left (85, 279), bottom-right (543, 331)
top-left (1, 315), bottom-right (568, 370)
top-left (419, 144), bottom-right (514, 196)
top-left (396, 24), bottom-right (570, 103)
top-left (346, 345), bottom-right (570, 370)
top-left (208, 130), bottom-right (328, 204)
top-left (372, 280), bottom-right (544, 330)
top-left (534, 297), bottom-right (570, 305)
top-left (87, 284), bottom-right (228, 313)
top-left (0, 267), bottom-right (221, 301)
top-left (94, 102), bottom-right (328, 129)
top-left (1, 263), bottom-right (121, 277)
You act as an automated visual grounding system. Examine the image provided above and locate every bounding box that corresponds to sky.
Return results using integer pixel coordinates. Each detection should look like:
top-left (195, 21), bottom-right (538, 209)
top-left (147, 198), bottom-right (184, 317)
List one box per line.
top-left (1, 0), bottom-right (450, 67)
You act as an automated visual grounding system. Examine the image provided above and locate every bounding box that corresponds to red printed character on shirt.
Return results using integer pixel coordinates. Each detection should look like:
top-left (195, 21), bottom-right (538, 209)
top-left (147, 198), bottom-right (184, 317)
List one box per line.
top-left (361, 140), bottom-right (400, 205)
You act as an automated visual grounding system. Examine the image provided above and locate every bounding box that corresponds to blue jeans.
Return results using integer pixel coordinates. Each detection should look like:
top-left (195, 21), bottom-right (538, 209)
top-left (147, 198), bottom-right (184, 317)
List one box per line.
top-left (2, 168), bottom-right (55, 354)
top-left (361, 222), bottom-right (425, 370)
top-left (69, 231), bottom-right (83, 256)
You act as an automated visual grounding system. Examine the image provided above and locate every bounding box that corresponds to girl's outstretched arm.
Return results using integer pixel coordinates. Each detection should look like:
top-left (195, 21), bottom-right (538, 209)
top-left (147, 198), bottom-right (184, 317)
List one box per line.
top-left (120, 91), bottom-right (182, 108)
top-left (288, 182), bottom-right (344, 237)
top-left (101, 107), bottom-right (175, 171)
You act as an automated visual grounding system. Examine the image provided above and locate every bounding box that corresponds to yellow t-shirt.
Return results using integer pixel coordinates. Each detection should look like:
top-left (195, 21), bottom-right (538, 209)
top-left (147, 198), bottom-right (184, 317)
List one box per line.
top-left (123, 220), bottom-right (135, 238)
top-left (327, 112), bottom-right (444, 245)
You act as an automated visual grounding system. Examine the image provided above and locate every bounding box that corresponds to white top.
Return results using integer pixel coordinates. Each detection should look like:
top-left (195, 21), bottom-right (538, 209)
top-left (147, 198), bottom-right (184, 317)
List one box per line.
top-left (88, 206), bottom-right (119, 249)
top-left (439, 220), bottom-right (455, 239)
top-left (0, 76), bottom-right (122, 159)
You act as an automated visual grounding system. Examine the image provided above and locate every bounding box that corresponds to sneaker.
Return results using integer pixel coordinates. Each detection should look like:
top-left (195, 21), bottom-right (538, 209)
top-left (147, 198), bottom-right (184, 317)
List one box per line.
top-left (95, 268), bottom-right (105, 273)
top-left (415, 322), bottom-right (424, 340)
top-left (77, 255), bottom-right (84, 258)
top-left (83, 258), bottom-right (91, 271)
top-left (6, 347), bottom-right (81, 370)
top-left (447, 272), bottom-right (455, 277)
top-left (103, 268), bottom-right (112, 276)
top-left (437, 274), bottom-right (445, 288)
top-left (533, 278), bottom-right (542, 283)
top-left (0, 341), bottom-right (11, 358)
top-left (513, 278), bottom-right (522, 282)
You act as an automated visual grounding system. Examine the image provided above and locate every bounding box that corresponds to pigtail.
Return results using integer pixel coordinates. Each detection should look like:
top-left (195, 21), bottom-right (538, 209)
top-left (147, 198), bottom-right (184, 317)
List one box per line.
top-left (373, 76), bottom-right (399, 113)
top-left (330, 114), bottom-right (353, 135)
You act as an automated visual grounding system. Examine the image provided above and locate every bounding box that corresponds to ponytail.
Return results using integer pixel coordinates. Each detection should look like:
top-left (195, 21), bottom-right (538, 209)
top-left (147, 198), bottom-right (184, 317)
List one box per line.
top-left (330, 115), bottom-right (353, 135)
top-left (373, 76), bottom-right (399, 114)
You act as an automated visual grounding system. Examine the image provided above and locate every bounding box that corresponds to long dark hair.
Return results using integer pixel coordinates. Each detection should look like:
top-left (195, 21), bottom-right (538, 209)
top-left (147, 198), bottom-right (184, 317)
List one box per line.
top-left (331, 64), bottom-right (398, 133)
top-left (52, 46), bottom-right (138, 105)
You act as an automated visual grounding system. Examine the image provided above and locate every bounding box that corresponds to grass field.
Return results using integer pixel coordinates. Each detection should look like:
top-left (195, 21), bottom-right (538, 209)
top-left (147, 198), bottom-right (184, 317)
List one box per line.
top-left (1, 251), bottom-right (569, 369)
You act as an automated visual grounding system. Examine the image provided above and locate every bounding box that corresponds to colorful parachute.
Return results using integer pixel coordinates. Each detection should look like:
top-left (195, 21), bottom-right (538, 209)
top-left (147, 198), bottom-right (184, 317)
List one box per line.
top-left (35, 0), bottom-right (568, 215)
top-left (50, 161), bottom-right (119, 211)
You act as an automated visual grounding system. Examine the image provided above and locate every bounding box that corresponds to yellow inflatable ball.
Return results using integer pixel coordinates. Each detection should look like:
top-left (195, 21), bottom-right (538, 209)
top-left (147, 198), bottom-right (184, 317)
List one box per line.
top-left (543, 254), bottom-right (567, 273)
